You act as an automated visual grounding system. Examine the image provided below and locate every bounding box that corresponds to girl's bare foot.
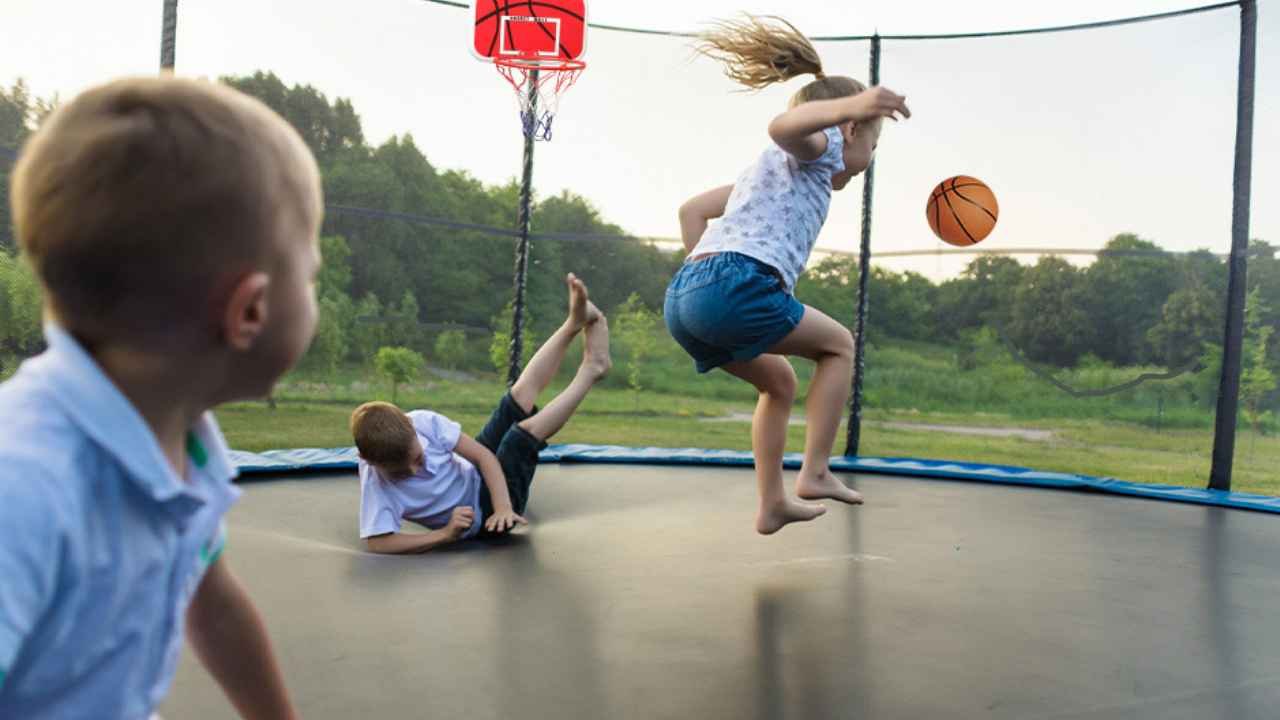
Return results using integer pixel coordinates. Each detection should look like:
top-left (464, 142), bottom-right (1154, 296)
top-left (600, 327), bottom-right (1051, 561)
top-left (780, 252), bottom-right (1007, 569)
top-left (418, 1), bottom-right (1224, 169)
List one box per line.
top-left (567, 273), bottom-right (591, 330)
top-left (756, 498), bottom-right (827, 535)
top-left (796, 470), bottom-right (864, 505)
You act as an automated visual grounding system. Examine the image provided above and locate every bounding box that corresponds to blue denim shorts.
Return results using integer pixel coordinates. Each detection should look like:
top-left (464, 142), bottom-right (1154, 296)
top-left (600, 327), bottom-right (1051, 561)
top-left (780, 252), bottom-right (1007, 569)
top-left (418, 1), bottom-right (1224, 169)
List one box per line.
top-left (664, 252), bottom-right (806, 373)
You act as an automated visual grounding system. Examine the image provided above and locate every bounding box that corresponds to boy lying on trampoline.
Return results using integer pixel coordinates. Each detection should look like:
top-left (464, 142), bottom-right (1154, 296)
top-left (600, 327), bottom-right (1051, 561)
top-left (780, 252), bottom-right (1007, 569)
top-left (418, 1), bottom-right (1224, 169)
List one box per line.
top-left (350, 274), bottom-right (611, 554)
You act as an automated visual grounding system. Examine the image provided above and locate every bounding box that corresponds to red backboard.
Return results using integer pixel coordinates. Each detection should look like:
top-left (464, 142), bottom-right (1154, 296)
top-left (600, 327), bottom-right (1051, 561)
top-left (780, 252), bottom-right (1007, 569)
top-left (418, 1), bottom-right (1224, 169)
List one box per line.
top-left (471, 0), bottom-right (587, 62)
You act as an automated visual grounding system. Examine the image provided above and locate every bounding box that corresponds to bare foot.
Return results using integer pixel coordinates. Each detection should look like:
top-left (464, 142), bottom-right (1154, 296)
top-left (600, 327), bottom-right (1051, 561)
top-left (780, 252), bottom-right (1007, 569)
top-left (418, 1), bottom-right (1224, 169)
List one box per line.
top-left (796, 470), bottom-right (864, 505)
top-left (581, 315), bottom-right (612, 380)
top-left (567, 273), bottom-right (591, 330)
top-left (585, 300), bottom-right (603, 325)
top-left (756, 498), bottom-right (827, 535)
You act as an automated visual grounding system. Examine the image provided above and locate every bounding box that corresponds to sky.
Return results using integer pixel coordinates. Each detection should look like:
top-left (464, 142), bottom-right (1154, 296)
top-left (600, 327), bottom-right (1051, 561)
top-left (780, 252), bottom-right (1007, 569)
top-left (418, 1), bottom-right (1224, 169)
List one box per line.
top-left (3, 0), bottom-right (1277, 279)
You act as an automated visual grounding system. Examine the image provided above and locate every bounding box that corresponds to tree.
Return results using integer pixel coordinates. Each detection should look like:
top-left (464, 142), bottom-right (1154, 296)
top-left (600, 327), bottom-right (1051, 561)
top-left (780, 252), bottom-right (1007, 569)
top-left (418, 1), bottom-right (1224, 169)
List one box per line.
top-left (349, 292), bottom-right (385, 363)
top-left (0, 252), bottom-right (42, 355)
top-left (317, 235), bottom-right (352, 301)
top-left (2, 78), bottom-right (58, 252)
top-left (935, 255), bottom-right (1025, 338)
top-left (375, 346), bottom-right (423, 403)
top-left (489, 301), bottom-right (535, 378)
top-left (387, 289), bottom-right (422, 350)
top-left (301, 296), bottom-right (348, 376)
top-left (614, 293), bottom-right (658, 407)
top-left (221, 72), bottom-right (364, 165)
top-left (1007, 256), bottom-right (1092, 366)
top-left (433, 329), bottom-right (467, 370)
top-left (1241, 288), bottom-right (1276, 437)
top-left (1147, 283), bottom-right (1221, 370)
top-left (1082, 234), bottom-right (1177, 365)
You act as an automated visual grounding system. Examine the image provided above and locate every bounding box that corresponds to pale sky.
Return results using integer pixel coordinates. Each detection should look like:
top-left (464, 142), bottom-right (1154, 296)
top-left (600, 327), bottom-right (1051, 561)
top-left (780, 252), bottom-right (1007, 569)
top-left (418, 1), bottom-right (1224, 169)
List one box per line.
top-left (4, 1), bottom-right (1277, 279)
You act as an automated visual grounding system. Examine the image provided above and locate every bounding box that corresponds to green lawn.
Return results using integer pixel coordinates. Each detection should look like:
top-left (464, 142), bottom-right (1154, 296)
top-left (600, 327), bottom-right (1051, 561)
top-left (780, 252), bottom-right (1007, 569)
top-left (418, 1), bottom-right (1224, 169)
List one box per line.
top-left (218, 378), bottom-right (1280, 498)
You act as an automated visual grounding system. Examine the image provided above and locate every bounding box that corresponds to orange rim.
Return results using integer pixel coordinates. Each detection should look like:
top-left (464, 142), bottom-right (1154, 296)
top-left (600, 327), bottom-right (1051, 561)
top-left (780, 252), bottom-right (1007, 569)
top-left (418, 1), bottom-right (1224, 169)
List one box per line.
top-left (492, 56), bottom-right (586, 72)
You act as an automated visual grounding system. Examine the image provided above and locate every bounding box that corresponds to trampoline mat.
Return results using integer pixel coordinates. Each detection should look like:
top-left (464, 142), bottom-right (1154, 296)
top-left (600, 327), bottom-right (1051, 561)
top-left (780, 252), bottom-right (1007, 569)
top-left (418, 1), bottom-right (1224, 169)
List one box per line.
top-left (164, 464), bottom-right (1280, 719)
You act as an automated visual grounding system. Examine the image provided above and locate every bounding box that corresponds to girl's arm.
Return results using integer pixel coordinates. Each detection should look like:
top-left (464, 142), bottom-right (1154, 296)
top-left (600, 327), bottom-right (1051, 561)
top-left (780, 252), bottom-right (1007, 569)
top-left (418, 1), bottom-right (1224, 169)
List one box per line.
top-left (679, 184), bottom-right (734, 253)
top-left (768, 87), bottom-right (909, 161)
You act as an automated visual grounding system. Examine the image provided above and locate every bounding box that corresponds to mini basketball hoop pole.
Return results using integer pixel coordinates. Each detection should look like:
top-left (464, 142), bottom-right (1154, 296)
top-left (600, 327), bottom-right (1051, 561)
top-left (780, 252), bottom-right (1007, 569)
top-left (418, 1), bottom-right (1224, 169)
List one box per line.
top-left (507, 70), bottom-right (540, 384)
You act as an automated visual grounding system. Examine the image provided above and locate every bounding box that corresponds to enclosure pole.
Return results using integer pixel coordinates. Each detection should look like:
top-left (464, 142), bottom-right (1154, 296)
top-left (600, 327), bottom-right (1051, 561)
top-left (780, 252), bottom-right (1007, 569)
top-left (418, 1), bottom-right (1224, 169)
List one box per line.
top-left (160, 0), bottom-right (178, 71)
top-left (844, 34), bottom-right (881, 457)
top-left (507, 70), bottom-right (539, 386)
top-left (1208, 0), bottom-right (1257, 491)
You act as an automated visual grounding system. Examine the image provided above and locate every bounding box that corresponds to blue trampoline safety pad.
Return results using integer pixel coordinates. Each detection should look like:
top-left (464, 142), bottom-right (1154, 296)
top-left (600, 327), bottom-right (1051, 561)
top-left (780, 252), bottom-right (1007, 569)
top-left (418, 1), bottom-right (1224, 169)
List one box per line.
top-left (229, 444), bottom-right (1280, 515)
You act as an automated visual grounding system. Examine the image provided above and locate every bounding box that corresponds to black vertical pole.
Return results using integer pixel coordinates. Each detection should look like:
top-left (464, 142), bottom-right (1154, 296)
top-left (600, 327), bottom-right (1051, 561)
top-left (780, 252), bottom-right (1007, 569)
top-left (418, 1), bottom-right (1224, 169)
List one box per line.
top-left (160, 0), bottom-right (178, 71)
top-left (507, 69), bottom-right (539, 386)
top-left (1209, 0), bottom-right (1256, 491)
top-left (844, 35), bottom-right (881, 457)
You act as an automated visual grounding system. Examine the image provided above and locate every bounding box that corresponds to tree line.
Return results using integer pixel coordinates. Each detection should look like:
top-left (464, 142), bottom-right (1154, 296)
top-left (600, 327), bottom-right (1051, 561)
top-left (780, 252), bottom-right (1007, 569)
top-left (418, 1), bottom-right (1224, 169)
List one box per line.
top-left (1, 74), bottom-right (1276, 422)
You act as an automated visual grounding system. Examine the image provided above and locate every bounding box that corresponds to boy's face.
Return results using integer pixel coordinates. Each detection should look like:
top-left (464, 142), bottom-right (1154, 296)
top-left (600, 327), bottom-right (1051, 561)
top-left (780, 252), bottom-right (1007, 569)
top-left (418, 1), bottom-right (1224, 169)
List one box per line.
top-left (379, 441), bottom-right (425, 480)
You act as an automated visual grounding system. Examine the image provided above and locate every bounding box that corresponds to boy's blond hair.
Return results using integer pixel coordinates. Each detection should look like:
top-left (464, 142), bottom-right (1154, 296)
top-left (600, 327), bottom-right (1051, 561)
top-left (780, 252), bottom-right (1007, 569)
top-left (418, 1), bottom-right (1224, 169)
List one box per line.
top-left (695, 15), bottom-right (866, 108)
top-left (351, 401), bottom-right (417, 466)
top-left (10, 76), bottom-right (320, 343)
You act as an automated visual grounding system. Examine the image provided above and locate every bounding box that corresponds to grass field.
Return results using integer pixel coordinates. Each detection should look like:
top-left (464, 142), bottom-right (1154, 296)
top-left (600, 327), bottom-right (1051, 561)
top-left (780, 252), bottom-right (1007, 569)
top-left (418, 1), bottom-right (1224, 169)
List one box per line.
top-left (217, 371), bottom-right (1280, 498)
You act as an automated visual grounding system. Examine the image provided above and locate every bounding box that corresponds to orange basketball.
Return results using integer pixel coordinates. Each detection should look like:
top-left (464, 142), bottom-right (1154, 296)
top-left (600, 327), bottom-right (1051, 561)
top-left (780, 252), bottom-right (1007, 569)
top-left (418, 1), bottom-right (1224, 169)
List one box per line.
top-left (926, 175), bottom-right (999, 246)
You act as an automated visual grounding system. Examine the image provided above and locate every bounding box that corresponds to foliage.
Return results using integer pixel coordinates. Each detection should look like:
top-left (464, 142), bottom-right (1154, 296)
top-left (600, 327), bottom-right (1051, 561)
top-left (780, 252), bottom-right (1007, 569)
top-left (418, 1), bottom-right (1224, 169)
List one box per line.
top-left (1, 79), bottom-right (58, 252)
top-left (1082, 234), bottom-right (1177, 365)
top-left (374, 346), bottom-right (423, 403)
top-left (1007, 257), bottom-right (1092, 366)
top-left (433, 329), bottom-right (467, 369)
top-left (0, 250), bottom-right (42, 355)
top-left (489, 301), bottom-right (535, 378)
top-left (349, 292), bottom-right (386, 363)
top-left (1242, 288), bottom-right (1277, 435)
top-left (613, 293), bottom-right (659, 405)
top-left (302, 295), bottom-right (348, 374)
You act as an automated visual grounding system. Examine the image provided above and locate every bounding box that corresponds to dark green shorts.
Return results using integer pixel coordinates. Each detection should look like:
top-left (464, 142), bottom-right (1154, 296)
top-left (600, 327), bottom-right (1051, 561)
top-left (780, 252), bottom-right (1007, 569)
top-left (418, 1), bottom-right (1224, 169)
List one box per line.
top-left (476, 393), bottom-right (547, 522)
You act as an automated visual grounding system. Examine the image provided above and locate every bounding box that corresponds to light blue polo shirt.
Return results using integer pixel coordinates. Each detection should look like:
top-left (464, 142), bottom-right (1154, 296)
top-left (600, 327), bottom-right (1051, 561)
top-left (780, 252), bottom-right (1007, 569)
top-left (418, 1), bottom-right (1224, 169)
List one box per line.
top-left (0, 324), bottom-right (241, 720)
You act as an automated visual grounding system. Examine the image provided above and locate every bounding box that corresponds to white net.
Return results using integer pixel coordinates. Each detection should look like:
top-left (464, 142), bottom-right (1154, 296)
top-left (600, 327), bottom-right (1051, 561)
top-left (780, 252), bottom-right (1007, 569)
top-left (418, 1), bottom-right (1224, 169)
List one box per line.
top-left (494, 59), bottom-right (584, 141)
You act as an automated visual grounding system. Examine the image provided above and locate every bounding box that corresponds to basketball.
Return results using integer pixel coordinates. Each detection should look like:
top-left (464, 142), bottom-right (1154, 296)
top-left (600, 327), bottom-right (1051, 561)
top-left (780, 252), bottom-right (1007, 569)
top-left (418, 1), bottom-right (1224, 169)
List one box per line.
top-left (926, 176), bottom-right (999, 246)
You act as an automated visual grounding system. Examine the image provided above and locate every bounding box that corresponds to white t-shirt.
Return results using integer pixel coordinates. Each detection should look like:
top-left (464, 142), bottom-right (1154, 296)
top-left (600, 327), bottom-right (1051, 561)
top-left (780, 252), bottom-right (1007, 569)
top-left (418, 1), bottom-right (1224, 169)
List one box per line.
top-left (692, 126), bottom-right (846, 292)
top-left (357, 410), bottom-right (484, 539)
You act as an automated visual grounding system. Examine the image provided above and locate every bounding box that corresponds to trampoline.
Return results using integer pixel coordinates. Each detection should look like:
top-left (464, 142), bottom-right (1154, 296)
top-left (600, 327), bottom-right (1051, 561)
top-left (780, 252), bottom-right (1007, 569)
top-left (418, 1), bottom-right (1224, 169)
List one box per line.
top-left (4, 1), bottom-right (1273, 718)
top-left (164, 458), bottom-right (1280, 720)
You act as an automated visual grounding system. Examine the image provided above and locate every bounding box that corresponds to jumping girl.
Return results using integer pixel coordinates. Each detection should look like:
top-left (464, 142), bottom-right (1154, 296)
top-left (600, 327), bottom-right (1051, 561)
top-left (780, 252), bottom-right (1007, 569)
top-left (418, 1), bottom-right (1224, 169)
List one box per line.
top-left (666, 15), bottom-right (910, 534)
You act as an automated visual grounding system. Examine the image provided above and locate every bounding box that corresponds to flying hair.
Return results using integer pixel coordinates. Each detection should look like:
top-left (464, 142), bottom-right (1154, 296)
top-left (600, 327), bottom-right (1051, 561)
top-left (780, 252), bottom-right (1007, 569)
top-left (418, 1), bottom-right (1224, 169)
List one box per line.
top-left (695, 14), bottom-right (824, 89)
top-left (695, 14), bottom-right (866, 106)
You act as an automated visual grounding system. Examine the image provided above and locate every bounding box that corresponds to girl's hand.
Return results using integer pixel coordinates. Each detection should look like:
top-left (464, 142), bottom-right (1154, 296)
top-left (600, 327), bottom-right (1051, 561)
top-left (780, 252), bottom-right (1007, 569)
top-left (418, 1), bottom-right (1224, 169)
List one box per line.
top-left (849, 87), bottom-right (911, 122)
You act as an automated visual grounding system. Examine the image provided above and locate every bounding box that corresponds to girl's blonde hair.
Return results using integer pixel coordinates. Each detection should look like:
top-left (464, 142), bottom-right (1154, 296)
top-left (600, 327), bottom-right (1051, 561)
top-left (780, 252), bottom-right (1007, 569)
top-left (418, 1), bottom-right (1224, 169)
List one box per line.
top-left (695, 15), bottom-right (866, 108)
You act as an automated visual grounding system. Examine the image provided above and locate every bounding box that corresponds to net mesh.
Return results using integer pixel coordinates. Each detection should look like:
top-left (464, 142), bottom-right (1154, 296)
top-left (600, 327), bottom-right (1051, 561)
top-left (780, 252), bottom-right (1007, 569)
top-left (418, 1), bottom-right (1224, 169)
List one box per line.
top-left (1, 1), bottom-right (1272, 494)
top-left (494, 59), bottom-right (584, 141)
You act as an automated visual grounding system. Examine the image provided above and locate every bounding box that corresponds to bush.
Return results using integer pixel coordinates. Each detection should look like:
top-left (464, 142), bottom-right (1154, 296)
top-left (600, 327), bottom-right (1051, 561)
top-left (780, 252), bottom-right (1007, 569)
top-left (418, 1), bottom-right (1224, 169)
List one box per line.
top-left (374, 346), bottom-right (423, 403)
top-left (434, 329), bottom-right (467, 369)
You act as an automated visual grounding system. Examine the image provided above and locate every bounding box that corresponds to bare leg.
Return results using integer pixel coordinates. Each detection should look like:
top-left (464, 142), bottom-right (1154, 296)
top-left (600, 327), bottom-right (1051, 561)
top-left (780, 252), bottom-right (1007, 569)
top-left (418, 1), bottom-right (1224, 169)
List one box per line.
top-left (722, 355), bottom-right (826, 534)
top-left (518, 316), bottom-right (611, 441)
top-left (766, 306), bottom-right (863, 505)
top-left (510, 273), bottom-right (601, 413)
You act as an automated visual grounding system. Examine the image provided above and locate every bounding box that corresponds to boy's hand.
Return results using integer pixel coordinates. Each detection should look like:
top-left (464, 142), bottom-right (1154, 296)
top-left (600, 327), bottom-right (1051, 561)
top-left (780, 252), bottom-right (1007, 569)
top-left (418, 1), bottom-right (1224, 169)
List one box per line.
top-left (484, 508), bottom-right (528, 534)
top-left (849, 86), bottom-right (910, 122)
top-left (446, 506), bottom-right (475, 539)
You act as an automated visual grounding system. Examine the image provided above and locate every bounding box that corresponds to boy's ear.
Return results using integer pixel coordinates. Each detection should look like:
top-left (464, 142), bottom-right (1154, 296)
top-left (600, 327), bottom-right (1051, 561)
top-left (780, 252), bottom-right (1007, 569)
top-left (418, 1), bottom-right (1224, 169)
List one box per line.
top-left (222, 272), bottom-right (271, 351)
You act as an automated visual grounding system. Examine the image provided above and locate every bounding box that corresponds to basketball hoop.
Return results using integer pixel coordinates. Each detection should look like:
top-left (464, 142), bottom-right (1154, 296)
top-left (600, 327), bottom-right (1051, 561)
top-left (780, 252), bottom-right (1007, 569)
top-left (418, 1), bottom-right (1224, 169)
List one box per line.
top-left (493, 56), bottom-right (585, 142)
top-left (471, 0), bottom-right (587, 142)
